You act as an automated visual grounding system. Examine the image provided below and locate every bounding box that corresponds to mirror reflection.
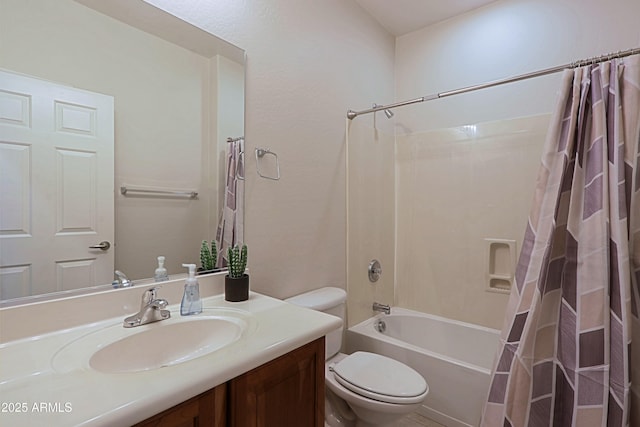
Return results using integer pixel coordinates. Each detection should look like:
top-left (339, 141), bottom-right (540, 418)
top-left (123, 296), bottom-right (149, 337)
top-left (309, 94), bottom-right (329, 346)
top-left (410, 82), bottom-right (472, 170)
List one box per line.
top-left (0, 0), bottom-right (245, 303)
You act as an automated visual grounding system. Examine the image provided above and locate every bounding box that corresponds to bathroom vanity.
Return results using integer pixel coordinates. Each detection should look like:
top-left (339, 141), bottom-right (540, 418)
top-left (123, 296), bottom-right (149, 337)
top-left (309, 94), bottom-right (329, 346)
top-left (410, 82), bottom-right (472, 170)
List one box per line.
top-left (0, 276), bottom-right (340, 426)
top-left (134, 384), bottom-right (227, 426)
top-left (135, 338), bottom-right (324, 426)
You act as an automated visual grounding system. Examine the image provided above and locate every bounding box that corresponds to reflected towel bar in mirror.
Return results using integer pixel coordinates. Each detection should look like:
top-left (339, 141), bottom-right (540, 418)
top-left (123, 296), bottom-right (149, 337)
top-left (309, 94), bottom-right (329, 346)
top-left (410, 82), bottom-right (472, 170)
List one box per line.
top-left (120, 186), bottom-right (198, 199)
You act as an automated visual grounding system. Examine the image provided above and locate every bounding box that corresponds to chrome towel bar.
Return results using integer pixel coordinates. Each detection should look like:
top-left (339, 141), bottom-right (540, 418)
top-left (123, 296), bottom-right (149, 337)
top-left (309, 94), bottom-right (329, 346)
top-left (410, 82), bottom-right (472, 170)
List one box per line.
top-left (120, 186), bottom-right (198, 199)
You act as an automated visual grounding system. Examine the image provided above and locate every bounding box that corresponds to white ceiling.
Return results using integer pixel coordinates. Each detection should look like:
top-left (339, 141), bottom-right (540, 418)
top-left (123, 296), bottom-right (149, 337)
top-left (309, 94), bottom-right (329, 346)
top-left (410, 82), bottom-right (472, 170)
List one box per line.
top-left (355, 0), bottom-right (499, 36)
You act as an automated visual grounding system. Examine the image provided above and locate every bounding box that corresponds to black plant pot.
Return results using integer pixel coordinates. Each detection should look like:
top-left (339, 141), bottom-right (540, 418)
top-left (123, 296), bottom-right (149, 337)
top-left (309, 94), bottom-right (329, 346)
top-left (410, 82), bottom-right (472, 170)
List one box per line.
top-left (225, 274), bottom-right (249, 302)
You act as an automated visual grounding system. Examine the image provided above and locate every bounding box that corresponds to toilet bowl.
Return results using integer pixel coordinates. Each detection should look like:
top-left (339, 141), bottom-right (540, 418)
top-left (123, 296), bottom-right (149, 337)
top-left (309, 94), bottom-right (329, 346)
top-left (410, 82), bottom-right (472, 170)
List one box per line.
top-left (326, 352), bottom-right (428, 426)
top-left (286, 287), bottom-right (429, 427)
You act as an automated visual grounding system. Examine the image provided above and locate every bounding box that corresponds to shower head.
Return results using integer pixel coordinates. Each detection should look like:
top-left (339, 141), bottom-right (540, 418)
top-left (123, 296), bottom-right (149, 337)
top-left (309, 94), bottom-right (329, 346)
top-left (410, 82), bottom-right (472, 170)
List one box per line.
top-left (373, 103), bottom-right (394, 119)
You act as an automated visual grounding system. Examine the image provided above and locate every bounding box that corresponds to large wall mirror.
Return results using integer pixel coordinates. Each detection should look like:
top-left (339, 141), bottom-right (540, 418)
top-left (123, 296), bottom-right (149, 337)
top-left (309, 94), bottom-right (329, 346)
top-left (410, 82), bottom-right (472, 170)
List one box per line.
top-left (0, 0), bottom-right (245, 304)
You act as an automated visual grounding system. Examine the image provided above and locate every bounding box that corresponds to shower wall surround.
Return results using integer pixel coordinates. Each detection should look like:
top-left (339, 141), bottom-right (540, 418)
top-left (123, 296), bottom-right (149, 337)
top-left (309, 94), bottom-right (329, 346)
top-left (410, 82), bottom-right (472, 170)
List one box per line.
top-left (395, 115), bottom-right (549, 329)
top-left (346, 119), bottom-right (395, 327)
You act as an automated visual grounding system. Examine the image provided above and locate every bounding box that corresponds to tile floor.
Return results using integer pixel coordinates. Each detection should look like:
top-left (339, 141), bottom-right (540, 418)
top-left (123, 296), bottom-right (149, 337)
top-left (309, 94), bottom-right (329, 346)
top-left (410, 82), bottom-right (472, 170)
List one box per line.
top-left (393, 412), bottom-right (445, 427)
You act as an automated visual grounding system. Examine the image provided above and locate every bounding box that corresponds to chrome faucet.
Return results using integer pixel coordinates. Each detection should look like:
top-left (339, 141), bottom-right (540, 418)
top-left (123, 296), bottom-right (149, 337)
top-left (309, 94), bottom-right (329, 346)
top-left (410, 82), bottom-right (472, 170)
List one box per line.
top-left (112, 270), bottom-right (133, 288)
top-left (372, 302), bottom-right (390, 315)
top-left (124, 287), bottom-right (171, 328)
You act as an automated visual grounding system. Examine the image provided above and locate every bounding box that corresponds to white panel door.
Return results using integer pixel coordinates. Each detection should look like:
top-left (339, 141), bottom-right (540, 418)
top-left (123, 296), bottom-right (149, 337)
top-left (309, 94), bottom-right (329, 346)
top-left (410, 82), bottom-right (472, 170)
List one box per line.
top-left (0, 70), bottom-right (114, 300)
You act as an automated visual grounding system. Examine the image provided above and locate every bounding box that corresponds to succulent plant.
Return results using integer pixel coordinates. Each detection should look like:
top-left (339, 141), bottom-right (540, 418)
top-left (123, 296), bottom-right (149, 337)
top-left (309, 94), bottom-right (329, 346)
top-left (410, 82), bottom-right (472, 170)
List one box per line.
top-left (200, 240), bottom-right (217, 271)
top-left (227, 244), bottom-right (248, 278)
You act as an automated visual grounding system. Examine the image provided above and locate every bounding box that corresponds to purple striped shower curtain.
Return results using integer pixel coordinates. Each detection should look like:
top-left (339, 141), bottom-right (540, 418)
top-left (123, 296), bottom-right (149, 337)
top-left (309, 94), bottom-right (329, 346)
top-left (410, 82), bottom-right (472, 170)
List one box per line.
top-left (216, 138), bottom-right (244, 267)
top-left (482, 55), bottom-right (640, 426)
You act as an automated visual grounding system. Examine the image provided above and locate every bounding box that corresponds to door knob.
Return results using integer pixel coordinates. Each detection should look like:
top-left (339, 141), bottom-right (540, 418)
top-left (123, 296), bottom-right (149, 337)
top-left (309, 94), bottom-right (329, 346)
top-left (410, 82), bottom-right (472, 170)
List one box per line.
top-left (89, 241), bottom-right (111, 251)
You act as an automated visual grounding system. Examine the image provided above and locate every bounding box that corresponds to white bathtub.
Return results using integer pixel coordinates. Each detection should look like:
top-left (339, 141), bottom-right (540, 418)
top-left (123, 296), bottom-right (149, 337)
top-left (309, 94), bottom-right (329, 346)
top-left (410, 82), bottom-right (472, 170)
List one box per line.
top-left (346, 308), bottom-right (500, 427)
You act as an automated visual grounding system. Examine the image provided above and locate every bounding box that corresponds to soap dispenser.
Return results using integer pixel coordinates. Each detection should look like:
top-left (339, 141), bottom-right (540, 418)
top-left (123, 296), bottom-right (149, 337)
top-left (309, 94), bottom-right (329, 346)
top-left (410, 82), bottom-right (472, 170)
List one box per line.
top-left (154, 256), bottom-right (169, 282)
top-left (180, 263), bottom-right (202, 316)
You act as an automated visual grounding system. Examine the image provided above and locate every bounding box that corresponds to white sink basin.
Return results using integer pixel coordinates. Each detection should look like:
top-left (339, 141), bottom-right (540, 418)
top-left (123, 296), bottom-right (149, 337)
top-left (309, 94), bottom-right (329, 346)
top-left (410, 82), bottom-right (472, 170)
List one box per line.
top-left (52, 309), bottom-right (255, 374)
top-left (90, 317), bottom-right (241, 373)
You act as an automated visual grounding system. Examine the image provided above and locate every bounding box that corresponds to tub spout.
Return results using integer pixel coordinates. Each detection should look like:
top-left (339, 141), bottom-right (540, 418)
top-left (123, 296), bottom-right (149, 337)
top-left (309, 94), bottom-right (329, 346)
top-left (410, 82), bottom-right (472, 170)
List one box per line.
top-left (372, 302), bottom-right (390, 315)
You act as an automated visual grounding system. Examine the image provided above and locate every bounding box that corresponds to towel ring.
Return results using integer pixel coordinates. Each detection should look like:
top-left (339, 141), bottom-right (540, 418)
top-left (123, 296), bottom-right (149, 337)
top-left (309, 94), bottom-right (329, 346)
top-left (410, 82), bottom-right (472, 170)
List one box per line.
top-left (255, 148), bottom-right (280, 180)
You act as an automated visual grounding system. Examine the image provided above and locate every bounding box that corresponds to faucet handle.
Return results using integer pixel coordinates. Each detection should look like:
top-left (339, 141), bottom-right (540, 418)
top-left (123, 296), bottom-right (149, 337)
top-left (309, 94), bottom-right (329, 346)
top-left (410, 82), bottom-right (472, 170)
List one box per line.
top-left (142, 286), bottom-right (160, 306)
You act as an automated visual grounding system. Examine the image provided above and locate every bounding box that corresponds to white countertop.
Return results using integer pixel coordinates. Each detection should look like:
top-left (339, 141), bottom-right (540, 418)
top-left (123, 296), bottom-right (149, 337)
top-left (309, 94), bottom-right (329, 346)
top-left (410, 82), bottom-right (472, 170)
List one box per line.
top-left (0, 291), bottom-right (341, 426)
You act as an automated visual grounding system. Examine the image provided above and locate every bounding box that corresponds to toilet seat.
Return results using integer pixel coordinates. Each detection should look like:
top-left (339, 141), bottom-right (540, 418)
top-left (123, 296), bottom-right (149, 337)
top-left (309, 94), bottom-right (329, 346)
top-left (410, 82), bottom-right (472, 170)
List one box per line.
top-left (330, 352), bottom-right (428, 405)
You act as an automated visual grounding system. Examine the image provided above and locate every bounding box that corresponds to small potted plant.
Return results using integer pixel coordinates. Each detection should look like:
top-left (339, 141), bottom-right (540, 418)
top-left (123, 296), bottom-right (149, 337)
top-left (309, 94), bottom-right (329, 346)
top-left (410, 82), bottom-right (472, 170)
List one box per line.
top-left (199, 240), bottom-right (218, 274)
top-left (225, 244), bottom-right (248, 302)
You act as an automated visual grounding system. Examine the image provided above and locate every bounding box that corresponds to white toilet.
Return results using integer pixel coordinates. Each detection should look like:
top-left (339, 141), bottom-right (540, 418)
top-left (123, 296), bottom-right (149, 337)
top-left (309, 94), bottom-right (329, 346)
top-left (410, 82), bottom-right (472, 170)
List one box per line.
top-left (286, 287), bottom-right (429, 427)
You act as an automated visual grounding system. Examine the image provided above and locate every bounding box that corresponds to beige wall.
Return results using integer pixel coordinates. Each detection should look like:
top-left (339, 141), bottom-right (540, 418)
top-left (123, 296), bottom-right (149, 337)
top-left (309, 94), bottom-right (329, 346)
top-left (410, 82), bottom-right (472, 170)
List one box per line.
top-left (214, 56), bottom-right (246, 235)
top-left (395, 0), bottom-right (640, 134)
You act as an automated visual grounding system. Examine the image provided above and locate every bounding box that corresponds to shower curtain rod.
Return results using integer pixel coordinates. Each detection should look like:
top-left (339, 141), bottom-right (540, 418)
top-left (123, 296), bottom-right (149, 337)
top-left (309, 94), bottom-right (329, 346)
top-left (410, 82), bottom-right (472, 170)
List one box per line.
top-left (346, 46), bottom-right (640, 120)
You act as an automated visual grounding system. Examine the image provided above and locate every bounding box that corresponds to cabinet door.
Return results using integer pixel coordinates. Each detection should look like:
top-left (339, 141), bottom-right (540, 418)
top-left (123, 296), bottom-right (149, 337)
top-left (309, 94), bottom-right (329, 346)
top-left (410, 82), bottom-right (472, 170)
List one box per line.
top-left (229, 338), bottom-right (325, 427)
top-left (133, 384), bottom-right (226, 427)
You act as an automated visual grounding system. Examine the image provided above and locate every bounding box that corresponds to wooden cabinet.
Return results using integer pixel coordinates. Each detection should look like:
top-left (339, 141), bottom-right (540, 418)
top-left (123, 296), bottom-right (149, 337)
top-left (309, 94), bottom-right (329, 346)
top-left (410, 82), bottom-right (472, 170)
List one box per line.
top-left (229, 337), bottom-right (325, 427)
top-left (134, 337), bottom-right (325, 427)
top-left (133, 384), bottom-right (226, 427)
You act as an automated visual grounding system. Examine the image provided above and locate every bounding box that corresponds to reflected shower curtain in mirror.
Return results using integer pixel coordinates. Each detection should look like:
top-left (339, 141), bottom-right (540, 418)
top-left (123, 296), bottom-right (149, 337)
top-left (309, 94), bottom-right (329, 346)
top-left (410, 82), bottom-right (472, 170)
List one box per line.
top-left (216, 137), bottom-right (245, 267)
top-left (482, 55), bottom-right (640, 426)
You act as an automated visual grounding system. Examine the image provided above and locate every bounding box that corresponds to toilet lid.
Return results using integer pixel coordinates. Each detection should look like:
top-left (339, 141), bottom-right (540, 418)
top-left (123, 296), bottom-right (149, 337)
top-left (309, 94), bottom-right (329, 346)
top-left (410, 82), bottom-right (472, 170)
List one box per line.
top-left (331, 352), bottom-right (428, 404)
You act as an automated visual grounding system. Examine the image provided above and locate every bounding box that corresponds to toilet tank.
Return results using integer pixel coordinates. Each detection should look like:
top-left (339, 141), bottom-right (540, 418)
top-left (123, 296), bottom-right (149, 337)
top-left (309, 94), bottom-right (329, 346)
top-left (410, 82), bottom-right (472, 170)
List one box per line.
top-left (285, 287), bottom-right (346, 359)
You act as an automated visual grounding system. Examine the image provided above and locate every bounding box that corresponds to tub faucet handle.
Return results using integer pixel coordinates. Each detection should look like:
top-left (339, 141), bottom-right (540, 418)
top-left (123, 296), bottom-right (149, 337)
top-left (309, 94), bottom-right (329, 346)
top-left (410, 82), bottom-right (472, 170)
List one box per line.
top-left (368, 259), bottom-right (382, 282)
